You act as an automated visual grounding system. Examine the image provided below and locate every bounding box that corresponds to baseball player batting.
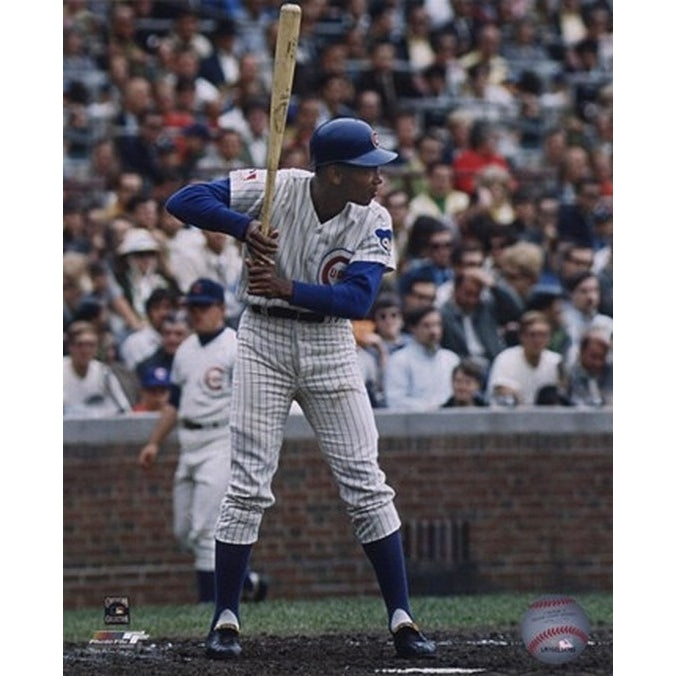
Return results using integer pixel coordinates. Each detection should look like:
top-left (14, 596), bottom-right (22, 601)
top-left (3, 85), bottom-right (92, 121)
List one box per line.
top-left (166, 118), bottom-right (437, 660)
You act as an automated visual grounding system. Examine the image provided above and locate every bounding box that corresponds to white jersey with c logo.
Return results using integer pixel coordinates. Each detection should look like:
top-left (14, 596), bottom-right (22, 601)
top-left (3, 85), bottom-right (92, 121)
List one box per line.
top-left (229, 168), bottom-right (396, 311)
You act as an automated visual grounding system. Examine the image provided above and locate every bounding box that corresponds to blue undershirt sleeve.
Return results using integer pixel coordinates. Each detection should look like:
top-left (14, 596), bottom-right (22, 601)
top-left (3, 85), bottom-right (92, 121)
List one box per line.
top-left (291, 261), bottom-right (385, 319)
top-left (165, 179), bottom-right (251, 240)
top-left (169, 384), bottom-right (181, 409)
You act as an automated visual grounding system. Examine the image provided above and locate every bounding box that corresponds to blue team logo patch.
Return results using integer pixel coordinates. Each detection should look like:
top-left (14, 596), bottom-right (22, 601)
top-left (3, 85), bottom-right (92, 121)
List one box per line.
top-left (375, 228), bottom-right (392, 253)
top-left (318, 248), bottom-right (353, 285)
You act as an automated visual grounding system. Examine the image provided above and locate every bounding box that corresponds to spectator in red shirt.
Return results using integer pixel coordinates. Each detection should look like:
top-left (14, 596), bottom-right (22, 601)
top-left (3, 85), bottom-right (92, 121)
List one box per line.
top-left (452, 119), bottom-right (512, 196)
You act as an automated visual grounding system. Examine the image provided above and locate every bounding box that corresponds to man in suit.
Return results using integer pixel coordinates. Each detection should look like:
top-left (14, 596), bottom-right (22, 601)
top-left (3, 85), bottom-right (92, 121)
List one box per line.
top-left (439, 267), bottom-right (508, 377)
top-left (355, 40), bottom-right (425, 124)
top-left (556, 177), bottom-right (602, 248)
top-left (116, 109), bottom-right (170, 186)
top-left (199, 18), bottom-right (241, 91)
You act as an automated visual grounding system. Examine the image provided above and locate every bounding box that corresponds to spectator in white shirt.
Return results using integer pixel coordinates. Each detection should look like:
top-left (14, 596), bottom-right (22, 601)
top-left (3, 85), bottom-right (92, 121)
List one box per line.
top-left (384, 306), bottom-right (460, 411)
top-left (486, 311), bottom-right (566, 406)
top-left (64, 321), bottom-right (132, 417)
top-left (119, 287), bottom-right (179, 372)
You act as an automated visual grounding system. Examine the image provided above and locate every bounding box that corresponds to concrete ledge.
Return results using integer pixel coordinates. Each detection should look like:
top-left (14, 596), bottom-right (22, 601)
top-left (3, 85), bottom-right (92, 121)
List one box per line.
top-left (370, 408), bottom-right (612, 437)
top-left (64, 408), bottom-right (612, 445)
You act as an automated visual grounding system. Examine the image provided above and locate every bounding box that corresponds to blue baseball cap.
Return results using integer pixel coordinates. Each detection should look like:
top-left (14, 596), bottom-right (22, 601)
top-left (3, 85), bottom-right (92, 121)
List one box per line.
top-left (185, 278), bottom-right (225, 306)
top-left (310, 118), bottom-right (398, 168)
top-left (140, 365), bottom-right (171, 388)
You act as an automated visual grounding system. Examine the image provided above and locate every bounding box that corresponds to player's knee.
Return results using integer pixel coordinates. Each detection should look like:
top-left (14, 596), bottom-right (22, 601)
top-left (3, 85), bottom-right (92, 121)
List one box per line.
top-left (348, 495), bottom-right (400, 543)
top-left (226, 484), bottom-right (275, 512)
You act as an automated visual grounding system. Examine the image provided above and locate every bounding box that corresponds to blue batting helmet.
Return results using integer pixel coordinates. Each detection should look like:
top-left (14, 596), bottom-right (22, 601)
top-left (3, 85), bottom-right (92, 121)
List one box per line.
top-left (309, 118), bottom-right (398, 168)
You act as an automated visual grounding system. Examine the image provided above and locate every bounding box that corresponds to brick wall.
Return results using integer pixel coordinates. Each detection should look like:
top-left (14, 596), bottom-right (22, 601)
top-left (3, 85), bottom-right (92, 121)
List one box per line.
top-left (63, 410), bottom-right (612, 609)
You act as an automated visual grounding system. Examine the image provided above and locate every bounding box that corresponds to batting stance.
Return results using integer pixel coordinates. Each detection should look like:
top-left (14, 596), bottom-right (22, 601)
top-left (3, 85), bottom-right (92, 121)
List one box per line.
top-left (166, 118), bottom-right (437, 659)
top-left (137, 278), bottom-right (267, 604)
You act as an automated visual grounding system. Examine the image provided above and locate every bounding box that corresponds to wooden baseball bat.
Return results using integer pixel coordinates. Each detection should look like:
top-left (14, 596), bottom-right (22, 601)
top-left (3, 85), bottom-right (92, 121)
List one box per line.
top-left (259, 3), bottom-right (302, 236)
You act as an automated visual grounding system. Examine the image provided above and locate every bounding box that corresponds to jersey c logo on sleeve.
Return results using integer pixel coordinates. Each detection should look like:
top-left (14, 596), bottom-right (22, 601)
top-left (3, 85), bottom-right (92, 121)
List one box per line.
top-left (375, 228), bottom-right (392, 253)
top-left (318, 248), bottom-right (352, 285)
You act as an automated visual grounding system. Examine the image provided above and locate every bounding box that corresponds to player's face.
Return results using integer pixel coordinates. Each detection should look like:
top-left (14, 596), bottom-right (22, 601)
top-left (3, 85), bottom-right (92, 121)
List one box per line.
top-left (337, 165), bottom-right (383, 205)
top-left (186, 303), bottom-right (225, 333)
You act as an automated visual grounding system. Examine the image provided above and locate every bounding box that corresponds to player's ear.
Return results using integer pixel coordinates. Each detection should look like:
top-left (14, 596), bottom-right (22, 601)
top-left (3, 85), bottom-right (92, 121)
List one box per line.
top-left (325, 164), bottom-right (345, 186)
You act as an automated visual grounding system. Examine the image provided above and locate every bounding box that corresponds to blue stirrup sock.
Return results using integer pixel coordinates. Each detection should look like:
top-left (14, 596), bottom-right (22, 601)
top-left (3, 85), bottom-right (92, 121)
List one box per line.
top-left (210, 540), bottom-right (253, 631)
top-left (196, 570), bottom-right (215, 603)
top-left (362, 530), bottom-right (413, 629)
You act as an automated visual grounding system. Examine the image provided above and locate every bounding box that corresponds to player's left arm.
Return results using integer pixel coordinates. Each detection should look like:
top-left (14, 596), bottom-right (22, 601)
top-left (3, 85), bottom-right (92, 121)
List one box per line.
top-left (166, 179), bottom-right (250, 237)
top-left (166, 180), bottom-right (277, 262)
top-left (246, 259), bottom-right (385, 319)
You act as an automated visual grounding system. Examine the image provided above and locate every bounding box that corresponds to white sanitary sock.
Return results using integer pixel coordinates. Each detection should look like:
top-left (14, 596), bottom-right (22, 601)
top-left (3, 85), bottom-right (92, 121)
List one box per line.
top-left (215, 608), bottom-right (240, 631)
top-left (390, 608), bottom-right (414, 633)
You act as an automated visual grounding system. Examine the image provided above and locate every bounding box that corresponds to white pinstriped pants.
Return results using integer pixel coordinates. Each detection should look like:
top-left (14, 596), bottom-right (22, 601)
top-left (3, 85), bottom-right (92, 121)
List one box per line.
top-left (173, 434), bottom-right (232, 571)
top-left (214, 307), bottom-right (401, 545)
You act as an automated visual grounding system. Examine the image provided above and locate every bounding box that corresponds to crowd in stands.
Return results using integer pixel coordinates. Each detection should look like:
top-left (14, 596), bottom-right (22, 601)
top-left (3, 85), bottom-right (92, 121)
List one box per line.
top-left (63, 0), bottom-right (612, 417)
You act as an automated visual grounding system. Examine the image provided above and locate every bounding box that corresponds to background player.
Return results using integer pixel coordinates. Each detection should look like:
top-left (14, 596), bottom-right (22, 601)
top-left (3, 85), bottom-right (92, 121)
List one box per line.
top-left (137, 278), bottom-right (267, 603)
top-left (166, 118), bottom-right (437, 660)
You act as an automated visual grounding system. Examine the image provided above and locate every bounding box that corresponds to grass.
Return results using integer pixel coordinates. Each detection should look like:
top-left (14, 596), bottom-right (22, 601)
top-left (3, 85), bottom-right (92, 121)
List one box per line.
top-left (63, 593), bottom-right (612, 643)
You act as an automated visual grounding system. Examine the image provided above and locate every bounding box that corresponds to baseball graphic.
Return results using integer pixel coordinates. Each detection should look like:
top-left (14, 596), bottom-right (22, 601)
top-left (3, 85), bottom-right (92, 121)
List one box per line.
top-left (520, 595), bottom-right (591, 665)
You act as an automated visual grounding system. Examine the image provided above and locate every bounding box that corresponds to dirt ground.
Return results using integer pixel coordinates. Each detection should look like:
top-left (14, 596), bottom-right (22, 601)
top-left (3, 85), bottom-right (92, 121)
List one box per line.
top-left (64, 628), bottom-right (612, 675)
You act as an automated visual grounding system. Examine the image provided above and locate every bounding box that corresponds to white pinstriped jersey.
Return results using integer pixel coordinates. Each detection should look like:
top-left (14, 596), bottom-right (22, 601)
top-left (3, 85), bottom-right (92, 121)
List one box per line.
top-left (229, 168), bottom-right (396, 311)
top-left (171, 327), bottom-right (237, 425)
top-left (169, 326), bottom-right (237, 571)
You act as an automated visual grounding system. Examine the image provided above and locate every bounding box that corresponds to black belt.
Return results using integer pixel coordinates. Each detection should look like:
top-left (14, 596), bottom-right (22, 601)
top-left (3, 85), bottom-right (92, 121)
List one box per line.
top-left (250, 305), bottom-right (326, 323)
top-left (181, 419), bottom-right (225, 430)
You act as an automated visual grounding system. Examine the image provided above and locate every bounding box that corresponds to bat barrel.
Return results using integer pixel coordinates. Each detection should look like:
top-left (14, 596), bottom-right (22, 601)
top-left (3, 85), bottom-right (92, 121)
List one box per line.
top-left (260, 4), bottom-right (302, 235)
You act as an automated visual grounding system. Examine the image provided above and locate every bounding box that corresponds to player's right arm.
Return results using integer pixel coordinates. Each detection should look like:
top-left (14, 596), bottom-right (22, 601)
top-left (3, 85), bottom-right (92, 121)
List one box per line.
top-left (138, 399), bottom-right (178, 470)
top-left (246, 258), bottom-right (385, 319)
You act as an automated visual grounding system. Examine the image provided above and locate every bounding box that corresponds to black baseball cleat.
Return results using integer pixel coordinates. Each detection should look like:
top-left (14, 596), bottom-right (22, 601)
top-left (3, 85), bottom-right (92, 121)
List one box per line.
top-left (205, 626), bottom-right (242, 659)
top-left (392, 623), bottom-right (437, 659)
top-left (242, 570), bottom-right (269, 602)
